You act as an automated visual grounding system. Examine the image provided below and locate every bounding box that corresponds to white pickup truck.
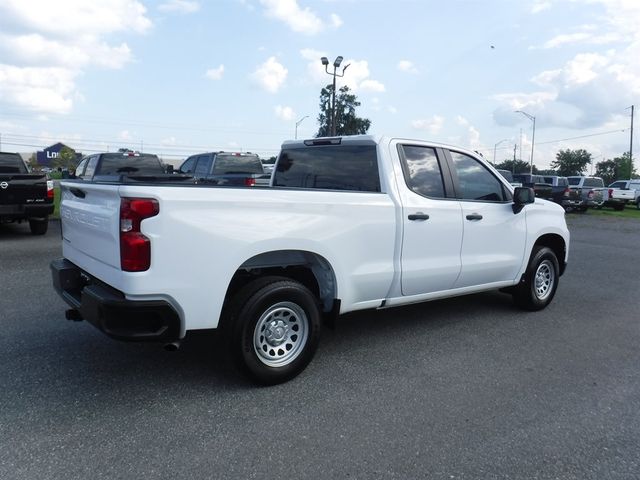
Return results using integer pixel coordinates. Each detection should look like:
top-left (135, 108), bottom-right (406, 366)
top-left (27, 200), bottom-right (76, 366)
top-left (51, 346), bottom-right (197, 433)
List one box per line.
top-left (51, 135), bottom-right (570, 384)
top-left (607, 179), bottom-right (640, 209)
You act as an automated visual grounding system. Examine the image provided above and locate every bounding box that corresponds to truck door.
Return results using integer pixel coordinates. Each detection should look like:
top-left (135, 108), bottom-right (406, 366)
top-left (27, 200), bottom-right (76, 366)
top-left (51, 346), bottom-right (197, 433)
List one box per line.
top-left (445, 150), bottom-right (526, 288)
top-left (394, 143), bottom-right (464, 296)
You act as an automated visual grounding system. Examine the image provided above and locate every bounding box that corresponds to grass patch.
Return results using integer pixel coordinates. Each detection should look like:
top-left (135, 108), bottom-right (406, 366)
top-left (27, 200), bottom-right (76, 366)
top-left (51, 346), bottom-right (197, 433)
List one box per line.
top-left (584, 205), bottom-right (640, 219)
top-left (53, 186), bottom-right (61, 219)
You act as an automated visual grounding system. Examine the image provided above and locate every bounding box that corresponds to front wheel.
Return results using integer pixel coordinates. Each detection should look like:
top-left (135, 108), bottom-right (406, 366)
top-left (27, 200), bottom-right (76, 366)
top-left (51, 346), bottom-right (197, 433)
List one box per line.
top-left (224, 276), bottom-right (322, 385)
top-left (513, 246), bottom-right (560, 311)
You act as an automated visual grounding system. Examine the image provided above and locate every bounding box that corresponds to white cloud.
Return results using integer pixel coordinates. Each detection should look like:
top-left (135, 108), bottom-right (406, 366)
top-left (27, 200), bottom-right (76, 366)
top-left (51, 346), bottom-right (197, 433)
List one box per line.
top-left (495, 0), bottom-right (640, 129)
top-left (251, 56), bottom-right (288, 93)
top-left (0, 65), bottom-right (76, 114)
top-left (412, 115), bottom-right (444, 135)
top-left (542, 32), bottom-right (592, 49)
top-left (397, 60), bottom-right (418, 74)
top-left (119, 130), bottom-right (133, 141)
top-left (158, 0), bottom-right (200, 13)
top-left (360, 79), bottom-right (385, 93)
top-left (161, 136), bottom-right (177, 146)
top-left (205, 64), bottom-right (225, 80)
top-left (387, 106), bottom-right (398, 114)
top-left (531, 1), bottom-right (552, 14)
top-left (259, 0), bottom-right (324, 35)
top-left (275, 105), bottom-right (296, 121)
top-left (0, 1), bottom-right (151, 114)
top-left (330, 13), bottom-right (343, 28)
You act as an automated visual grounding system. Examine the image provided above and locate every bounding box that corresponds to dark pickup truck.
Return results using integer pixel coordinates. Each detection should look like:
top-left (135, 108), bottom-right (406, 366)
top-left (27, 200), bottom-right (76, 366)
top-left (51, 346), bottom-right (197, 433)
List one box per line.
top-left (177, 152), bottom-right (270, 186)
top-left (542, 175), bottom-right (584, 211)
top-left (0, 152), bottom-right (54, 235)
top-left (512, 174), bottom-right (553, 200)
top-left (74, 152), bottom-right (169, 181)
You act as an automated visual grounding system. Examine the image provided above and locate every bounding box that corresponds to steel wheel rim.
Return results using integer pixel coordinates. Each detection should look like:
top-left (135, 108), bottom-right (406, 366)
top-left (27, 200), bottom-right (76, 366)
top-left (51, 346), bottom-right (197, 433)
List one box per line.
top-left (253, 301), bottom-right (309, 367)
top-left (534, 260), bottom-right (555, 300)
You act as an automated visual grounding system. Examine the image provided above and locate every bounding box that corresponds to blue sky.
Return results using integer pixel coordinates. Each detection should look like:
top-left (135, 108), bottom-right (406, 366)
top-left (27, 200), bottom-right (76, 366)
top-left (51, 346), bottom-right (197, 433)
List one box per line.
top-left (0, 0), bottom-right (638, 169)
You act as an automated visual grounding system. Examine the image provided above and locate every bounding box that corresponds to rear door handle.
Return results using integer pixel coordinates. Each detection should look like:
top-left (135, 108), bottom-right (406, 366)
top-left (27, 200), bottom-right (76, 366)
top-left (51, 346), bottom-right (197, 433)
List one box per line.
top-left (408, 213), bottom-right (430, 221)
top-left (466, 214), bottom-right (483, 221)
top-left (69, 187), bottom-right (86, 199)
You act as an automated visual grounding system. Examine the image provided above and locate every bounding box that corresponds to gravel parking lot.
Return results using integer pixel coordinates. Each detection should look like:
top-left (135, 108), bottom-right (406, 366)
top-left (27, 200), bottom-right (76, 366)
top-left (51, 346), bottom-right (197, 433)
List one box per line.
top-left (1, 215), bottom-right (639, 480)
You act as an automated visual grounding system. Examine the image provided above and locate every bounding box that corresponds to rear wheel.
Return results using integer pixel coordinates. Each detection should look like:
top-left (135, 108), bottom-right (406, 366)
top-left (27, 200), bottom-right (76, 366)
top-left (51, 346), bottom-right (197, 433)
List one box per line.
top-left (29, 217), bottom-right (48, 235)
top-left (513, 246), bottom-right (559, 311)
top-left (224, 276), bottom-right (321, 385)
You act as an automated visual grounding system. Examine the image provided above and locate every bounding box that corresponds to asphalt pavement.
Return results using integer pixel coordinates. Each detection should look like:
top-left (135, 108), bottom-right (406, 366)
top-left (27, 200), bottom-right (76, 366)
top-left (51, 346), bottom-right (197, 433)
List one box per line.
top-left (0, 215), bottom-right (639, 480)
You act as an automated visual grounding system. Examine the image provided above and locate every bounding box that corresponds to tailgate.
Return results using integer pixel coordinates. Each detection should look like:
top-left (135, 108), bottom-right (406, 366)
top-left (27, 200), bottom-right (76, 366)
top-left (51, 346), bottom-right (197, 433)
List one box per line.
top-left (60, 182), bottom-right (122, 269)
top-left (0, 174), bottom-right (47, 205)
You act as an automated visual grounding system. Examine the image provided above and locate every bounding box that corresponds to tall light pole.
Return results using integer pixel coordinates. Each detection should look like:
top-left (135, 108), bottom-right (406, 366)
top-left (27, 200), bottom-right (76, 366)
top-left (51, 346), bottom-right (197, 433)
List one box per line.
top-left (295, 115), bottom-right (308, 140)
top-left (516, 110), bottom-right (536, 174)
top-left (321, 56), bottom-right (350, 136)
top-left (493, 138), bottom-right (510, 164)
top-left (627, 105), bottom-right (634, 178)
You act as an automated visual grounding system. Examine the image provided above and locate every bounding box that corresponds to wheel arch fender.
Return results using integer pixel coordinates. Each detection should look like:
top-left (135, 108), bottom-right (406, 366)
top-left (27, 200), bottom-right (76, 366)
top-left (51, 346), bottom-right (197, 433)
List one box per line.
top-left (532, 233), bottom-right (567, 276)
top-left (223, 249), bottom-right (339, 315)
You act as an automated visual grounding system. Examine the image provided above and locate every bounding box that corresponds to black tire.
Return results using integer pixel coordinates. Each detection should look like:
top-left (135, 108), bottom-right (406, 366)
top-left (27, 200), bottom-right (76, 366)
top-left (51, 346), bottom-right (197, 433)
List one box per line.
top-left (636, 200), bottom-right (640, 210)
top-left (29, 217), bottom-right (48, 235)
top-left (224, 276), bottom-right (321, 385)
top-left (513, 246), bottom-right (560, 311)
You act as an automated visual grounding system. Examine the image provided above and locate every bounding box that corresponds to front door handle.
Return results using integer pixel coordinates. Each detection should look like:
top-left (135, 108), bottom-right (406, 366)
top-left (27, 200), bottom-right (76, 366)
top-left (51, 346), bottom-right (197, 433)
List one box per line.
top-left (466, 213), bottom-right (483, 221)
top-left (408, 213), bottom-right (430, 221)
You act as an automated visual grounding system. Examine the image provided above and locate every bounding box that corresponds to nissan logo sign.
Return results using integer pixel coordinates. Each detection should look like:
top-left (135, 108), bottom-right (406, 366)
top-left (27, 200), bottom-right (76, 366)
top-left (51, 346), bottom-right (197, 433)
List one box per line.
top-left (0, 182), bottom-right (8, 189)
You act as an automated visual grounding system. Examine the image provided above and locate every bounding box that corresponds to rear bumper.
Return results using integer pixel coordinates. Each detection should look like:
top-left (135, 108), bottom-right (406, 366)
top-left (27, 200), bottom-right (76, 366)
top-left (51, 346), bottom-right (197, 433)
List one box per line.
top-left (50, 258), bottom-right (181, 342)
top-left (0, 203), bottom-right (54, 219)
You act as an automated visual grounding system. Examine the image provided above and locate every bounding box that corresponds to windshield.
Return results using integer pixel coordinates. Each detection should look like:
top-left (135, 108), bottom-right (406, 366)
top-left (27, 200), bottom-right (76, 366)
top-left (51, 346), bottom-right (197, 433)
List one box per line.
top-left (609, 181), bottom-right (626, 188)
top-left (97, 153), bottom-right (163, 175)
top-left (212, 154), bottom-right (264, 175)
top-left (0, 153), bottom-right (28, 174)
top-left (568, 178), bottom-right (581, 185)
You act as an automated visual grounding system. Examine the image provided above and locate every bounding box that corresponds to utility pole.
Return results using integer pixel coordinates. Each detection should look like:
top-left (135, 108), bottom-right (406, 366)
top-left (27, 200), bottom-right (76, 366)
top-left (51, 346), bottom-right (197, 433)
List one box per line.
top-left (629, 105), bottom-right (634, 178)
top-left (516, 111), bottom-right (536, 174)
top-left (513, 144), bottom-right (517, 174)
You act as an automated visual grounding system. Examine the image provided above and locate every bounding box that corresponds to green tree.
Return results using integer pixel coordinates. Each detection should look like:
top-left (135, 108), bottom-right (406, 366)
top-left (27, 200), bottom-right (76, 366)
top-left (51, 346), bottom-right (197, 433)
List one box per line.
top-left (595, 152), bottom-right (637, 184)
top-left (316, 84), bottom-right (371, 137)
top-left (494, 159), bottom-right (539, 174)
top-left (52, 146), bottom-right (78, 170)
top-left (550, 149), bottom-right (592, 176)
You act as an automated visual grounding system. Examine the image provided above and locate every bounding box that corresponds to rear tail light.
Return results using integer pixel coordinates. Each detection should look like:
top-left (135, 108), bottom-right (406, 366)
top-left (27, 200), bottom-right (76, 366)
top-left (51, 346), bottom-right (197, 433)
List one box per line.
top-left (588, 190), bottom-right (594, 199)
top-left (609, 188), bottom-right (614, 198)
top-left (46, 180), bottom-right (54, 200)
top-left (120, 198), bottom-right (159, 272)
top-left (563, 187), bottom-right (570, 197)
top-left (244, 177), bottom-right (256, 187)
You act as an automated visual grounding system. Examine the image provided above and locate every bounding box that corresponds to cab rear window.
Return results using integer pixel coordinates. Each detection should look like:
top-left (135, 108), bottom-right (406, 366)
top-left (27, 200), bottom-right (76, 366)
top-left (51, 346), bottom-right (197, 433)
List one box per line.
top-left (273, 145), bottom-right (380, 192)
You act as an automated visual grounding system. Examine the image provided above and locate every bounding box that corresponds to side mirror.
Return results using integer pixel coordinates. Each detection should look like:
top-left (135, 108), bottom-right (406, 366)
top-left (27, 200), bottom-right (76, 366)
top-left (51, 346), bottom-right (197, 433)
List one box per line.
top-left (165, 165), bottom-right (174, 174)
top-left (513, 187), bottom-right (535, 214)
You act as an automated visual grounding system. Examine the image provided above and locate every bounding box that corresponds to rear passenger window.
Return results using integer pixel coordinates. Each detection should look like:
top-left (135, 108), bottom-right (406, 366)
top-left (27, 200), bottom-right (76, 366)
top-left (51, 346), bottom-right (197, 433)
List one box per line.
top-left (398, 145), bottom-right (445, 198)
top-left (83, 156), bottom-right (99, 178)
top-left (195, 155), bottom-right (212, 175)
top-left (180, 157), bottom-right (196, 174)
top-left (273, 145), bottom-right (380, 192)
top-left (449, 151), bottom-right (508, 202)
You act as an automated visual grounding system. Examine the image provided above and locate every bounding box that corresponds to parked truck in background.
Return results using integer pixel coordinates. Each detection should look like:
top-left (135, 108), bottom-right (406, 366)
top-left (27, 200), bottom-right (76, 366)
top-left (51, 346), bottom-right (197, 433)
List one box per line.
top-left (567, 176), bottom-right (609, 211)
top-left (0, 152), bottom-right (54, 235)
top-left (512, 174), bottom-right (553, 201)
top-left (177, 151), bottom-right (270, 186)
top-left (51, 135), bottom-right (570, 384)
top-left (542, 175), bottom-right (584, 211)
top-left (607, 179), bottom-right (640, 210)
top-left (74, 151), bottom-right (168, 181)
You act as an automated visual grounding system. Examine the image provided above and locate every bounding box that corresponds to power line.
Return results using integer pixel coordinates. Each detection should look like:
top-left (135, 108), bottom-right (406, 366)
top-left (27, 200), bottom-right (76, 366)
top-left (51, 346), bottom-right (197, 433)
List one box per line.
top-left (480, 128), bottom-right (628, 154)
